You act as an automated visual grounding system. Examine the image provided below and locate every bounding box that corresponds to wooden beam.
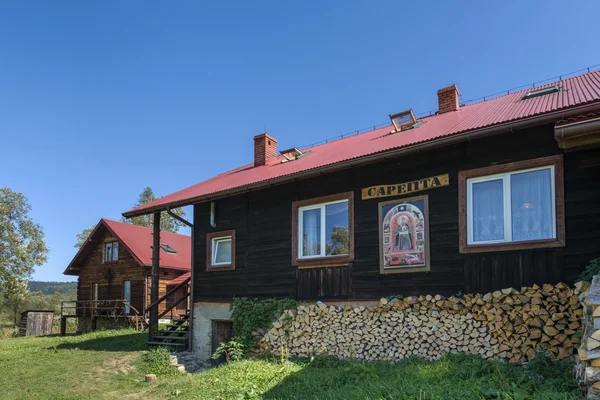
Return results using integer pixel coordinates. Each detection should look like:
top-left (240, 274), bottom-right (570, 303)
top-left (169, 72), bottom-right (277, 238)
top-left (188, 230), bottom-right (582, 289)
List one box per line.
top-left (149, 212), bottom-right (161, 337)
top-left (167, 208), bottom-right (193, 228)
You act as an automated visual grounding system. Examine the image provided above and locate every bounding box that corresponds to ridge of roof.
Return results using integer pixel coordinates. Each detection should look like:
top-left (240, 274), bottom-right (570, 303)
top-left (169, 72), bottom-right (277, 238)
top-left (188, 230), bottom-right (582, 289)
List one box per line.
top-left (124, 70), bottom-right (600, 218)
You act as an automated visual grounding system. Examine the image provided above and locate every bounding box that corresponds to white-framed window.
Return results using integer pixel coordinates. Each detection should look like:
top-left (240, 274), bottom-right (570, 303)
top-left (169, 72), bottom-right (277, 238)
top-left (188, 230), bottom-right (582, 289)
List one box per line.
top-left (466, 165), bottom-right (556, 245)
top-left (104, 241), bottom-right (118, 263)
top-left (211, 236), bottom-right (232, 266)
top-left (206, 230), bottom-right (235, 271)
top-left (298, 199), bottom-right (349, 259)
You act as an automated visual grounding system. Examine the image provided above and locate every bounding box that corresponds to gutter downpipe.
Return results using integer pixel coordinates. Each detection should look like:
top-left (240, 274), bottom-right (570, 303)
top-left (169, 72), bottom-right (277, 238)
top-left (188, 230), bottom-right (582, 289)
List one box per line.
top-left (210, 202), bottom-right (216, 228)
top-left (188, 210), bottom-right (195, 352)
top-left (122, 101), bottom-right (600, 218)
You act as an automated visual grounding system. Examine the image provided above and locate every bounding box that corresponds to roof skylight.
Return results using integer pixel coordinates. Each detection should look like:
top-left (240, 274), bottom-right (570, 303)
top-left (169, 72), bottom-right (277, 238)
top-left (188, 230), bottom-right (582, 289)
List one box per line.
top-left (522, 85), bottom-right (561, 100)
top-left (389, 109), bottom-right (418, 132)
top-left (160, 243), bottom-right (177, 254)
top-left (280, 147), bottom-right (304, 163)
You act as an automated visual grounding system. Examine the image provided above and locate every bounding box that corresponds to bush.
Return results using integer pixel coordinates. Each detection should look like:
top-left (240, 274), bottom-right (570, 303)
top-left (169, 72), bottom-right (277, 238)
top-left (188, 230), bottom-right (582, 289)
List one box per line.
top-left (579, 258), bottom-right (600, 282)
top-left (230, 298), bottom-right (298, 351)
top-left (141, 347), bottom-right (176, 376)
top-left (211, 338), bottom-right (246, 364)
top-left (0, 326), bottom-right (18, 339)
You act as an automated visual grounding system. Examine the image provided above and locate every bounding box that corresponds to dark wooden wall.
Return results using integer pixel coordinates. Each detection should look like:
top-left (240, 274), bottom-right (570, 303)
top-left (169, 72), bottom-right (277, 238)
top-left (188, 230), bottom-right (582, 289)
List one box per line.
top-left (193, 124), bottom-right (600, 302)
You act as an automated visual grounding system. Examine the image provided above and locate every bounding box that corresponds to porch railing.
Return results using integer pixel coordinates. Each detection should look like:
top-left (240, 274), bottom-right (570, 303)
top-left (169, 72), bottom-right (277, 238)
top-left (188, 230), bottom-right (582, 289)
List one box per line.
top-left (60, 300), bottom-right (145, 334)
top-left (145, 276), bottom-right (191, 322)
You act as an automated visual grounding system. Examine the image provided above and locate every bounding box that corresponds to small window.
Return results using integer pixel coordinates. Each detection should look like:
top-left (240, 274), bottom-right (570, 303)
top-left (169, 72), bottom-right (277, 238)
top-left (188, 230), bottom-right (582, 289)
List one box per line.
top-left (104, 242), bottom-right (119, 263)
top-left (292, 192), bottom-right (354, 267)
top-left (458, 155), bottom-right (565, 253)
top-left (280, 147), bottom-right (304, 162)
top-left (389, 109), bottom-right (417, 132)
top-left (206, 230), bottom-right (235, 271)
top-left (160, 243), bottom-right (177, 254)
top-left (93, 283), bottom-right (99, 301)
top-left (522, 85), bottom-right (561, 100)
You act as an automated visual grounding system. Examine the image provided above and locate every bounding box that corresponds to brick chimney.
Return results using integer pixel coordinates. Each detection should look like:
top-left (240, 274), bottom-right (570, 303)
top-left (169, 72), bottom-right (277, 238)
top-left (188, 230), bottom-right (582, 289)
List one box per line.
top-left (254, 133), bottom-right (277, 166)
top-left (437, 84), bottom-right (460, 114)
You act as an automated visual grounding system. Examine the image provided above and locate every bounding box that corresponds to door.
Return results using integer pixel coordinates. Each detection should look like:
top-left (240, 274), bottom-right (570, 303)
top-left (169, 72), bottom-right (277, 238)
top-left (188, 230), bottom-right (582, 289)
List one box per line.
top-left (123, 281), bottom-right (131, 314)
top-left (211, 320), bottom-right (233, 366)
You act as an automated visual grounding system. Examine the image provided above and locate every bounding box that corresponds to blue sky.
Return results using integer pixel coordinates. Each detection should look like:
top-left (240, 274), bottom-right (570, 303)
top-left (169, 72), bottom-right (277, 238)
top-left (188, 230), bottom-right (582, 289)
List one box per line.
top-left (1, 1), bottom-right (598, 282)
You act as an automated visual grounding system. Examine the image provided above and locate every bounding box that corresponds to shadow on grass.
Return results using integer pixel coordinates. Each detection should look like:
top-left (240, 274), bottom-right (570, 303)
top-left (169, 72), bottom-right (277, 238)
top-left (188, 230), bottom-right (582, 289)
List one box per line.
top-left (52, 331), bottom-right (148, 352)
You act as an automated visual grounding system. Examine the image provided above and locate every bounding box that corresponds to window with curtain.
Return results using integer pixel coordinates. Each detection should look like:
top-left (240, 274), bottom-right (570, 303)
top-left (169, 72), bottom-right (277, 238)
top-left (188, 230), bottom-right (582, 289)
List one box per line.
top-left (298, 199), bottom-right (349, 259)
top-left (466, 166), bottom-right (555, 245)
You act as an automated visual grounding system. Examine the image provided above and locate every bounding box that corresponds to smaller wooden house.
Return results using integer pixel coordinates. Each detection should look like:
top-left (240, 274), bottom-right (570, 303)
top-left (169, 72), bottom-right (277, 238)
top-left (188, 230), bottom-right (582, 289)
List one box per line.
top-left (63, 219), bottom-right (191, 332)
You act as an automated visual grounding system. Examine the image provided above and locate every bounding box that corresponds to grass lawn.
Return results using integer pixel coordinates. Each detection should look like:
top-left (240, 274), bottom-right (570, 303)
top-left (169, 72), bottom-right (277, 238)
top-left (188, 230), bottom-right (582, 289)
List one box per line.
top-left (0, 329), bottom-right (581, 400)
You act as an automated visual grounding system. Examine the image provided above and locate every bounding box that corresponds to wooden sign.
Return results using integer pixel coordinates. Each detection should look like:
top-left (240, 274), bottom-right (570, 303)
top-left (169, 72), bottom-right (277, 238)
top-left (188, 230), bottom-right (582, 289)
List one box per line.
top-left (361, 174), bottom-right (449, 200)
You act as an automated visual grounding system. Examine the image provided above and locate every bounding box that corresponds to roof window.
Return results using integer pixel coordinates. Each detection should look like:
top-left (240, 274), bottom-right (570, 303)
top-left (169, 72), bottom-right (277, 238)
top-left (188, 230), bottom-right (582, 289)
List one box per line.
top-left (160, 243), bottom-right (177, 254)
top-left (280, 147), bottom-right (306, 163)
top-left (389, 109), bottom-right (418, 132)
top-left (522, 85), bottom-right (561, 100)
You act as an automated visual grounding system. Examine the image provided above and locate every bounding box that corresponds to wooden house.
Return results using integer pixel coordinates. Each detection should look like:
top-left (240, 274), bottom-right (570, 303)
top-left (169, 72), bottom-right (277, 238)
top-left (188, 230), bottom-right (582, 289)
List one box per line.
top-left (63, 218), bottom-right (191, 333)
top-left (123, 70), bottom-right (600, 359)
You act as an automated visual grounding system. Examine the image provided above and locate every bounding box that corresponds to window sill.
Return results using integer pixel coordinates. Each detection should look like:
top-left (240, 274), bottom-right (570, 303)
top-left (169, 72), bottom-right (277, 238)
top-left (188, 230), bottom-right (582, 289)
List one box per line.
top-left (294, 255), bottom-right (352, 269)
top-left (206, 264), bottom-right (235, 272)
top-left (104, 261), bottom-right (118, 264)
top-left (459, 237), bottom-right (565, 254)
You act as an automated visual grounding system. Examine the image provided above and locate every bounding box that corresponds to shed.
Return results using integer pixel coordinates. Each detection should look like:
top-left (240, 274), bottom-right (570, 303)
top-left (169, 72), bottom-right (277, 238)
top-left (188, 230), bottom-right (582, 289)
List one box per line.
top-left (19, 310), bottom-right (55, 336)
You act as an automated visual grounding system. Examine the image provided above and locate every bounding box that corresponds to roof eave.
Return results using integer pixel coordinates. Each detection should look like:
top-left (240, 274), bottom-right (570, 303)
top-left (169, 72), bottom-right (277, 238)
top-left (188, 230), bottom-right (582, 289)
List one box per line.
top-left (122, 100), bottom-right (600, 219)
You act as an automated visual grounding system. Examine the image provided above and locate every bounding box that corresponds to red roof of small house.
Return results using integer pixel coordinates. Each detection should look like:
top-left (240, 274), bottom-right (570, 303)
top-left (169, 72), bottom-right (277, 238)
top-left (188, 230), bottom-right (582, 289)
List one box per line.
top-left (123, 70), bottom-right (600, 218)
top-left (64, 218), bottom-right (191, 275)
top-left (166, 272), bottom-right (191, 287)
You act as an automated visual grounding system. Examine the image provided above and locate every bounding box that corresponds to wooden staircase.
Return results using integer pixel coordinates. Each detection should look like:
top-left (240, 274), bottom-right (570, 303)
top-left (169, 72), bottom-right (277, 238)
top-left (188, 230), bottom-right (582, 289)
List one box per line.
top-left (147, 313), bottom-right (190, 348)
top-left (145, 275), bottom-right (191, 350)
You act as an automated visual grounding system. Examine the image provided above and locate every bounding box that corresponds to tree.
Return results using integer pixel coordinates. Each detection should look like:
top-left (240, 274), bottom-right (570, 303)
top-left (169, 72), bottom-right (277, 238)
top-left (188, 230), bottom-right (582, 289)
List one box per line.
top-left (74, 226), bottom-right (94, 248)
top-left (0, 188), bottom-right (49, 285)
top-left (122, 187), bottom-right (186, 233)
top-left (326, 226), bottom-right (349, 256)
top-left (1, 275), bottom-right (29, 324)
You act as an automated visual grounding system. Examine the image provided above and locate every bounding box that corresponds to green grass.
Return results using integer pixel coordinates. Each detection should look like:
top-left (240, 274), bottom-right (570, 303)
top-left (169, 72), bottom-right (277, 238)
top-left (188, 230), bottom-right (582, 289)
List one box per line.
top-left (0, 330), bottom-right (581, 400)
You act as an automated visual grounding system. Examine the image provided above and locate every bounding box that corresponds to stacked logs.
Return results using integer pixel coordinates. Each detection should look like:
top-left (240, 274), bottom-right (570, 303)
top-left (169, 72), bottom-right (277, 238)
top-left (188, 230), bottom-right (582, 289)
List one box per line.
top-left (258, 283), bottom-right (583, 363)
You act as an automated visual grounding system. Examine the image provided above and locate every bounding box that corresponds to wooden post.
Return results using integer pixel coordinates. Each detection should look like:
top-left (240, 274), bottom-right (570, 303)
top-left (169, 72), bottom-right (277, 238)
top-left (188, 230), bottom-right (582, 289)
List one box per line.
top-left (149, 212), bottom-right (161, 338)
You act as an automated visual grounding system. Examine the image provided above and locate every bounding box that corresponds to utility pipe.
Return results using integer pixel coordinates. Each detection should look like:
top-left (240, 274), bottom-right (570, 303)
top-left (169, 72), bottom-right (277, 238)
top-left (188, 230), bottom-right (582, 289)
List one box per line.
top-left (210, 201), bottom-right (216, 228)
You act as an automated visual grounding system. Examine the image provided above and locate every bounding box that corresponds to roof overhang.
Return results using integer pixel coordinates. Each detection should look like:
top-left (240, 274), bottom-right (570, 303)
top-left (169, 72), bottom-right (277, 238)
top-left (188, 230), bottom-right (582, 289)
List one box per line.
top-left (122, 101), bottom-right (600, 219)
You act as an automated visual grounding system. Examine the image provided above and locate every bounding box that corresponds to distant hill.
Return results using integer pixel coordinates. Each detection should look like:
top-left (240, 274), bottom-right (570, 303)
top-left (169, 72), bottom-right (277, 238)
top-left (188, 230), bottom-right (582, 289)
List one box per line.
top-left (28, 281), bottom-right (77, 295)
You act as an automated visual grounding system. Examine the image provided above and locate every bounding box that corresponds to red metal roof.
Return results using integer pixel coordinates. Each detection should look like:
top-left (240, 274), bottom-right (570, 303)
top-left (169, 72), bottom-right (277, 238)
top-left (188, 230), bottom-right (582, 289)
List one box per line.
top-left (64, 219), bottom-right (191, 275)
top-left (124, 70), bottom-right (600, 217)
top-left (166, 272), bottom-right (190, 287)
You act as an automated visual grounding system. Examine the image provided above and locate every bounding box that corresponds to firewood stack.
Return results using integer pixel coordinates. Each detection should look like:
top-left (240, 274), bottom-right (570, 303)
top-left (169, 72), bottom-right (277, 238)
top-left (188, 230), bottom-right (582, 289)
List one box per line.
top-left (258, 283), bottom-right (583, 363)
